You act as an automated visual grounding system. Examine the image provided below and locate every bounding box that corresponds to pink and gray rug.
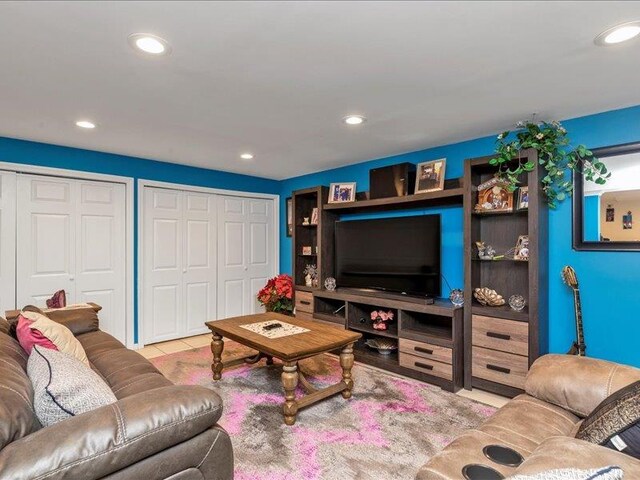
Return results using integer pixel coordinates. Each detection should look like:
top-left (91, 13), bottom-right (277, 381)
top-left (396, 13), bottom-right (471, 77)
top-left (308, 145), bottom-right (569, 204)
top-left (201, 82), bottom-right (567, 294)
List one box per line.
top-left (151, 343), bottom-right (495, 480)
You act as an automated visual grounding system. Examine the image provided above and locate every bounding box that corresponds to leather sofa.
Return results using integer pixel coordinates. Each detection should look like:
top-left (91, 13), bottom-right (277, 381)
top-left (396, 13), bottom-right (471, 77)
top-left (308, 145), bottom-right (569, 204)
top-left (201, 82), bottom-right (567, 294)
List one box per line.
top-left (417, 354), bottom-right (640, 479)
top-left (0, 308), bottom-right (233, 480)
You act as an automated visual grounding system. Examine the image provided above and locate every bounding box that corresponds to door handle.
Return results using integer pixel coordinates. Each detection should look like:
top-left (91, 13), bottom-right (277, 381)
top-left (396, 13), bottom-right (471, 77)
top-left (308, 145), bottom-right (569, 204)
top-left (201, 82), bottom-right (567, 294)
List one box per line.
top-left (414, 346), bottom-right (434, 355)
top-left (69, 277), bottom-right (75, 282)
top-left (486, 331), bottom-right (511, 341)
top-left (415, 362), bottom-right (434, 371)
top-left (486, 364), bottom-right (511, 374)
top-left (244, 266), bottom-right (248, 271)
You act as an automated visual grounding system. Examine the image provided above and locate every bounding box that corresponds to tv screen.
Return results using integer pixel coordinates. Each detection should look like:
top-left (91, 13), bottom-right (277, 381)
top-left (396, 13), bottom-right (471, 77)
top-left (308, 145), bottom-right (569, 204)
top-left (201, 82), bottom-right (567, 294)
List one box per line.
top-left (335, 215), bottom-right (441, 297)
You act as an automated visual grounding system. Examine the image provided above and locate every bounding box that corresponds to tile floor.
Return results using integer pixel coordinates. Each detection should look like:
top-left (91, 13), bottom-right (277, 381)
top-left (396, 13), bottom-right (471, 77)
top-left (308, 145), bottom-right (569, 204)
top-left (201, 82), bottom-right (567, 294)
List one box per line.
top-left (137, 334), bottom-right (509, 409)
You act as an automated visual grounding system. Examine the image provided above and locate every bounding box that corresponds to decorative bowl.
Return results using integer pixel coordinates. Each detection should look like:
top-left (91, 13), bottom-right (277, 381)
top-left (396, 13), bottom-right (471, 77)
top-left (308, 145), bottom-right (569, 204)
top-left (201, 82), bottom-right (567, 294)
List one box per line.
top-left (365, 338), bottom-right (397, 355)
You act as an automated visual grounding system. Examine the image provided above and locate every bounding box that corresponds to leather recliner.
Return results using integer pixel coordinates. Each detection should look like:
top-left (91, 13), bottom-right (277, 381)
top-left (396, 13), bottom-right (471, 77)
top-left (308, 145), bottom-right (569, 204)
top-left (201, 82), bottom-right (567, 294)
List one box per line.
top-left (0, 309), bottom-right (233, 480)
top-left (417, 354), bottom-right (640, 478)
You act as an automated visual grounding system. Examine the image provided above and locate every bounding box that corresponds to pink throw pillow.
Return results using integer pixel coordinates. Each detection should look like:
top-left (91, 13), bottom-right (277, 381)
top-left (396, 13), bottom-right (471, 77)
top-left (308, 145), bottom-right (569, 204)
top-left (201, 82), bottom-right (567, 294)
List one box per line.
top-left (16, 315), bottom-right (58, 355)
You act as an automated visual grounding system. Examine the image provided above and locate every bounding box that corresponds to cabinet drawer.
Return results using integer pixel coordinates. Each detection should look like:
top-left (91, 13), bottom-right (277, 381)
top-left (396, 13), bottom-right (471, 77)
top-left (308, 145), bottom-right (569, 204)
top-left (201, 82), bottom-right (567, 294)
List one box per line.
top-left (399, 352), bottom-right (452, 380)
top-left (295, 291), bottom-right (314, 313)
top-left (472, 315), bottom-right (528, 357)
top-left (472, 346), bottom-right (528, 389)
top-left (399, 338), bottom-right (452, 365)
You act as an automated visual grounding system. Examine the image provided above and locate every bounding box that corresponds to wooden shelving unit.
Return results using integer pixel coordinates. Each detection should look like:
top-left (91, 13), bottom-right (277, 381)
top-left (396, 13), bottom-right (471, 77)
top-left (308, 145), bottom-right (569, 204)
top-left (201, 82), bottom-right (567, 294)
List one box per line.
top-left (323, 178), bottom-right (463, 213)
top-left (463, 149), bottom-right (548, 397)
top-left (312, 288), bottom-right (464, 392)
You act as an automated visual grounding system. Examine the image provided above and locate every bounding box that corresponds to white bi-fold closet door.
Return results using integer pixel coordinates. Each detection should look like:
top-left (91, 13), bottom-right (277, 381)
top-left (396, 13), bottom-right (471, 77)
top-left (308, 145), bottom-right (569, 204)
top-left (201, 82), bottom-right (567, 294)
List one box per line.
top-left (142, 187), bottom-right (275, 345)
top-left (14, 174), bottom-right (127, 342)
top-left (143, 188), bottom-right (218, 344)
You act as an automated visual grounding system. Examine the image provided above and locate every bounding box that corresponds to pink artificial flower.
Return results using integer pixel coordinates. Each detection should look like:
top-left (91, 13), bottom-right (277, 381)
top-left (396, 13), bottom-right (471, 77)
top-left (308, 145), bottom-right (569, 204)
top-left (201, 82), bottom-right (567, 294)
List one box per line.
top-left (379, 312), bottom-right (388, 321)
top-left (387, 311), bottom-right (394, 320)
top-left (370, 311), bottom-right (378, 320)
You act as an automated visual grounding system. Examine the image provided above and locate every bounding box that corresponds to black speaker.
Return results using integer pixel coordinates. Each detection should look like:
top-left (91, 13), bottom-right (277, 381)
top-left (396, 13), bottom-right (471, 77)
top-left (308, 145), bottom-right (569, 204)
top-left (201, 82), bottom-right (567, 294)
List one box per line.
top-left (369, 163), bottom-right (416, 199)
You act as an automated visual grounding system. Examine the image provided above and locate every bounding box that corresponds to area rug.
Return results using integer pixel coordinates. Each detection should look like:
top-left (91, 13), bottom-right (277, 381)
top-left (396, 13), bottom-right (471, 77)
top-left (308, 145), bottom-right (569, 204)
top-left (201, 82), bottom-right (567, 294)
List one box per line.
top-left (151, 343), bottom-right (495, 480)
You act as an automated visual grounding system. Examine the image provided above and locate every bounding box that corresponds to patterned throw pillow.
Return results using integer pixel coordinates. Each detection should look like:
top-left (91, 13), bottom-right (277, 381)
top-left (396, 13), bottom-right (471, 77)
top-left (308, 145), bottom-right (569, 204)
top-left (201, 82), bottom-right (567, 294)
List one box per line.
top-left (27, 345), bottom-right (117, 427)
top-left (576, 380), bottom-right (640, 459)
top-left (508, 466), bottom-right (623, 480)
top-left (18, 310), bottom-right (89, 365)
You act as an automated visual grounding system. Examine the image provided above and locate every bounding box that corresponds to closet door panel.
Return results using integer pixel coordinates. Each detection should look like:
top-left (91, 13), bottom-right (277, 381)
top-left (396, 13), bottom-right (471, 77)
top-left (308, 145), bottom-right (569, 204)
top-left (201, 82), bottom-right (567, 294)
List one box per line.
top-left (75, 181), bottom-right (126, 342)
top-left (17, 175), bottom-right (76, 306)
top-left (245, 199), bottom-right (274, 314)
top-left (143, 188), bottom-right (184, 343)
top-left (0, 172), bottom-right (16, 314)
top-left (183, 192), bottom-right (216, 337)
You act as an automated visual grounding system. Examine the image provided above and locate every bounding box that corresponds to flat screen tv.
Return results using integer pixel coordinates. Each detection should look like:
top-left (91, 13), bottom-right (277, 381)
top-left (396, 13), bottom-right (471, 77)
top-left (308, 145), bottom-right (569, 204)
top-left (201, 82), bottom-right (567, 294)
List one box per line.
top-left (335, 215), bottom-right (441, 297)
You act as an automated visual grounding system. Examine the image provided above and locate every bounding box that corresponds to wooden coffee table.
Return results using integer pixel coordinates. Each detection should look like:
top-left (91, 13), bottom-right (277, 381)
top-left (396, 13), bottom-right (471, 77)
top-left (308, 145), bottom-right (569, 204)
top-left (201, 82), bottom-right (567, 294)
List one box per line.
top-left (205, 313), bottom-right (361, 425)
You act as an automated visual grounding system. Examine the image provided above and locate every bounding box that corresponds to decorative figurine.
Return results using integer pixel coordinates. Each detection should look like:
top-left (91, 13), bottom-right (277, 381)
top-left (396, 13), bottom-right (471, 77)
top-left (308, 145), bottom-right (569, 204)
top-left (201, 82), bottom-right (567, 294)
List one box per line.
top-left (474, 287), bottom-right (506, 306)
top-left (324, 277), bottom-right (336, 291)
top-left (449, 289), bottom-right (464, 307)
top-left (508, 295), bottom-right (526, 312)
top-left (476, 241), bottom-right (496, 260)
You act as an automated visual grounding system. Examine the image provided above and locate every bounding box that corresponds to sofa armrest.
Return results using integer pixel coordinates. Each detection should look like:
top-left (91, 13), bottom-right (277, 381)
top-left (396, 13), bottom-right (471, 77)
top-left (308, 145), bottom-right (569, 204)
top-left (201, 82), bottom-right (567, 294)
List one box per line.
top-left (525, 354), bottom-right (640, 418)
top-left (0, 385), bottom-right (223, 480)
top-left (509, 437), bottom-right (640, 477)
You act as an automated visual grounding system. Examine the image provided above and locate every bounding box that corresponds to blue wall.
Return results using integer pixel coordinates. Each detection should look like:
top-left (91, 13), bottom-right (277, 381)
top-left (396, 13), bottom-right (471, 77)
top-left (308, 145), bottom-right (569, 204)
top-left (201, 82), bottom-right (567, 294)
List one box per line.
top-left (0, 137), bottom-right (280, 344)
top-left (280, 104), bottom-right (640, 368)
top-left (584, 195), bottom-right (601, 241)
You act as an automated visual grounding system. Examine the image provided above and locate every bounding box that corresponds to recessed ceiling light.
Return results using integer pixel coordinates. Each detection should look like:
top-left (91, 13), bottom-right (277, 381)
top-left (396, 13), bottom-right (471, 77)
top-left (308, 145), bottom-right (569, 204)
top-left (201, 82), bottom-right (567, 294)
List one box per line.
top-left (343, 115), bottom-right (366, 125)
top-left (240, 153), bottom-right (254, 160)
top-left (128, 33), bottom-right (171, 55)
top-left (75, 120), bottom-right (96, 129)
top-left (595, 21), bottom-right (640, 46)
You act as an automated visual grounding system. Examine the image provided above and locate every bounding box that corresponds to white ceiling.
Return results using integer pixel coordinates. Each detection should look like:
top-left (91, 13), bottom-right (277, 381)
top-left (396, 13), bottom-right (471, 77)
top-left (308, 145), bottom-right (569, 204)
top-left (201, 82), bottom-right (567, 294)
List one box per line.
top-left (1, 1), bottom-right (640, 180)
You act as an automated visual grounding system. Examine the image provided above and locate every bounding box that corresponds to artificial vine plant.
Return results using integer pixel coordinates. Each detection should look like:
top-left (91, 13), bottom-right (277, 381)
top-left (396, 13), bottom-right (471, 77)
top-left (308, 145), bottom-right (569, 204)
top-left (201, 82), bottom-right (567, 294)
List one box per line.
top-left (490, 120), bottom-right (611, 208)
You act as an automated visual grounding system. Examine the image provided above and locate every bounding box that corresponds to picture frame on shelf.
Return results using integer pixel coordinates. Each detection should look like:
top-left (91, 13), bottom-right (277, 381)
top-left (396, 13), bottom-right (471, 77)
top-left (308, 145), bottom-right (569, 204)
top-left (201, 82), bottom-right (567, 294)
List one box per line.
top-left (302, 246), bottom-right (313, 256)
top-left (517, 186), bottom-right (529, 210)
top-left (328, 182), bottom-right (357, 203)
top-left (475, 177), bottom-right (514, 213)
top-left (286, 197), bottom-right (293, 237)
top-left (415, 158), bottom-right (446, 194)
top-left (514, 235), bottom-right (530, 261)
top-left (310, 207), bottom-right (319, 225)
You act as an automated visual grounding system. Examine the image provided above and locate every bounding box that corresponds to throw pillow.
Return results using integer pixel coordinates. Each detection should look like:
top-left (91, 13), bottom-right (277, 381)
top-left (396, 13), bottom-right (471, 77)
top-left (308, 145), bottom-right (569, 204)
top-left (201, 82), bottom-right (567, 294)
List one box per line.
top-left (27, 345), bottom-right (116, 427)
top-left (15, 315), bottom-right (58, 354)
top-left (507, 466), bottom-right (623, 480)
top-left (19, 311), bottom-right (89, 366)
top-left (576, 380), bottom-right (640, 459)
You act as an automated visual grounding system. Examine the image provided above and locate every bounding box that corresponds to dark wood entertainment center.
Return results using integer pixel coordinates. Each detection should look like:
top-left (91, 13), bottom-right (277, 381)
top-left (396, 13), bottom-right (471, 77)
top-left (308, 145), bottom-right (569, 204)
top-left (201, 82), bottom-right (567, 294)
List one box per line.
top-left (291, 151), bottom-right (548, 396)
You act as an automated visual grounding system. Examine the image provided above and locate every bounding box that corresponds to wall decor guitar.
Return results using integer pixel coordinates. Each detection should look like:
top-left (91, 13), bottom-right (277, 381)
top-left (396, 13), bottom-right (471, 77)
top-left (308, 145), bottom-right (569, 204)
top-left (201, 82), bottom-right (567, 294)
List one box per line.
top-left (562, 266), bottom-right (586, 356)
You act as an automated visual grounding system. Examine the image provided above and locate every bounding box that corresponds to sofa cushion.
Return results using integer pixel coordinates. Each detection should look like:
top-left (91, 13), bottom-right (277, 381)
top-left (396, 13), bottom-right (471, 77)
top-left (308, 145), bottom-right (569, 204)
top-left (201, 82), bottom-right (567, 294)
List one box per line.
top-left (0, 331), bottom-right (39, 450)
top-left (27, 345), bottom-right (117, 427)
top-left (508, 466), bottom-right (623, 480)
top-left (525, 354), bottom-right (640, 418)
top-left (0, 317), bottom-right (9, 335)
top-left (480, 395), bottom-right (579, 453)
top-left (510, 437), bottom-right (640, 476)
top-left (19, 311), bottom-right (89, 365)
top-left (77, 330), bottom-right (172, 399)
top-left (42, 305), bottom-right (100, 336)
top-left (576, 380), bottom-right (640, 459)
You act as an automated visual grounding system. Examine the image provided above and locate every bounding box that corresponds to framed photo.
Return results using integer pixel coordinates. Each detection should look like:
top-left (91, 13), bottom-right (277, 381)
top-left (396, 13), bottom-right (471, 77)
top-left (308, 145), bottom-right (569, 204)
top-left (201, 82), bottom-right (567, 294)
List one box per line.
top-left (328, 182), bottom-right (356, 203)
top-left (415, 159), bottom-right (446, 194)
top-left (286, 197), bottom-right (293, 237)
top-left (623, 211), bottom-right (633, 230)
top-left (514, 235), bottom-right (530, 261)
top-left (302, 246), bottom-right (312, 255)
top-left (475, 178), bottom-right (514, 212)
top-left (606, 205), bottom-right (615, 222)
top-left (517, 186), bottom-right (529, 210)
top-left (310, 207), bottom-right (319, 225)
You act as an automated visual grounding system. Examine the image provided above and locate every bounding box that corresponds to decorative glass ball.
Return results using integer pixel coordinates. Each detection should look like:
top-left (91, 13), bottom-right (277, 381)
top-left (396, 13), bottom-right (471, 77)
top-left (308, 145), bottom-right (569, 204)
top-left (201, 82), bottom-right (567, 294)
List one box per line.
top-left (449, 288), bottom-right (464, 307)
top-left (509, 294), bottom-right (526, 312)
top-left (324, 277), bottom-right (336, 291)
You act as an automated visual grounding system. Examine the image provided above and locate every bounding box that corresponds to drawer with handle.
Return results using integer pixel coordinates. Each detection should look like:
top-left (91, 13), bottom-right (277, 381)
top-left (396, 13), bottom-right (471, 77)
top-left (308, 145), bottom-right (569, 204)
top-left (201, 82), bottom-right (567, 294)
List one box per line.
top-left (295, 291), bottom-right (314, 314)
top-left (472, 315), bottom-right (528, 356)
top-left (399, 338), bottom-right (452, 365)
top-left (472, 346), bottom-right (528, 389)
top-left (399, 352), bottom-right (452, 380)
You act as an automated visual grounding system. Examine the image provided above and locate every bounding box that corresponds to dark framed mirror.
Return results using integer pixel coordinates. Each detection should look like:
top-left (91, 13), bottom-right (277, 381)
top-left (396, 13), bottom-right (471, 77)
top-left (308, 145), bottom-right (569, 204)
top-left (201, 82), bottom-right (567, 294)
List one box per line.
top-left (573, 141), bottom-right (640, 251)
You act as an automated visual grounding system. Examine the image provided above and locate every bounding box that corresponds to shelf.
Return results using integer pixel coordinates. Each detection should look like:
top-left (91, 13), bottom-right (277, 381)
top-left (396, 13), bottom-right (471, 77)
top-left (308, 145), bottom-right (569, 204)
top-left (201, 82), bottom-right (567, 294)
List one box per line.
top-left (401, 325), bottom-right (453, 344)
top-left (472, 209), bottom-right (528, 217)
top-left (323, 179), bottom-right (463, 213)
top-left (471, 302), bottom-right (528, 322)
top-left (298, 223), bottom-right (318, 227)
top-left (313, 312), bottom-right (345, 325)
top-left (348, 323), bottom-right (398, 339)
top-left (471, 258), bottom-right (529, 264)
top-left (295, 285), bottom-right (317, 293)
top-left (352, 339), bottom-right (399, 369)
top-left (297, 254), bottom-right (317, 257)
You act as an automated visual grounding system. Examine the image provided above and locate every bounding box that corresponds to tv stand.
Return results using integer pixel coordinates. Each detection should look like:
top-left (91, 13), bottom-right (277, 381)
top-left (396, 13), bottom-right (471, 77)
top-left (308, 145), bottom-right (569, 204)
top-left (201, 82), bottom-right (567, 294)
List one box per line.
top-left (339, 287), bottom-right (435, 305)
top-left (307, 288), bottom-right (463, 392)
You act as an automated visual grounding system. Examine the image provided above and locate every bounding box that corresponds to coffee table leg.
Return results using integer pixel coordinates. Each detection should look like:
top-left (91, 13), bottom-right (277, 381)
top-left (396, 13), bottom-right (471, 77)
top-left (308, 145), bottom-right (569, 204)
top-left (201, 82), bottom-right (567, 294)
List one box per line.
top-left (211, 332), bottom-right (224, 381)
top-left (340, 343), bottom-right (355, 399)
top-left (282, 361), bottom-right (299, 425)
